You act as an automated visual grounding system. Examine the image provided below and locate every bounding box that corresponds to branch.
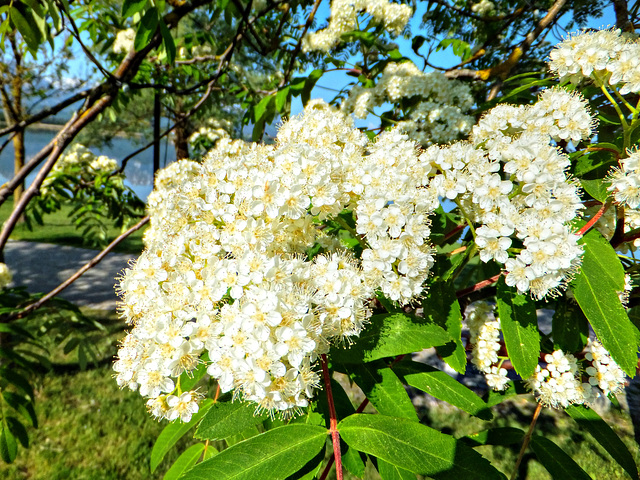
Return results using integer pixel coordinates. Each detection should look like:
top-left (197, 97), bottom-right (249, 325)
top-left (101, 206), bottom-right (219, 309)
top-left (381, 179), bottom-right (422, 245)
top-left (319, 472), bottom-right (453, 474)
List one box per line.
top-left (321, 354), bottom-right (343, 480)
top-left (0, 87), bottom-right (99, 137)
top-left (8, 216), bottom-right (149, 321)
top-left (613, 0), bottom-right (634, 32)
top-left (427, 0), bottom-right (526, 23)
top-left (444, 0), bottom-right (568, 82)
top-left (279, 0), bottom-right (322, 87)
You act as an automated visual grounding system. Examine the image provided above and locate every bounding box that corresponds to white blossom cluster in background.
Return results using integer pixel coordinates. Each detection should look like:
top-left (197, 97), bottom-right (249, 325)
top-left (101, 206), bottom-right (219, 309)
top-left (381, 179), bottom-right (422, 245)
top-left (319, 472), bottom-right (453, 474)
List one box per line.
top-left (467, 302), bottom-right (509, 391)
top-left (421, 86), bottom-right (592, 299)
top-left (467, 303), bottom-right (626, 404)
top-left (302, 0), bottom-right (412, 52)
top-left (188, 118), bottom-right (232, 155)
top-left (471, 0), bottom-right (496, 16)
top-left (42, 144), bottom-right (119, 195)
top-left (549, 28), bottom-right (640, 94)
top-left (0, 263), bottom-right (12, 290)
top-left (113, 28), bottom-right (135, 54)
top-left (341, 62), bottom-right (475, 145)
top-left (528, 340), bottom-right (626, 408)
top-left (114, 101), bottom-right (439, 420)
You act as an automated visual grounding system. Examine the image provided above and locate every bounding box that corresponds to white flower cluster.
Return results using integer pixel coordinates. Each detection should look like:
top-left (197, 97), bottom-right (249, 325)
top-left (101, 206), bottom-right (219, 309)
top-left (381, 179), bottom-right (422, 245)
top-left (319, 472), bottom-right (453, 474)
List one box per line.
top-left (115, 101), bottom-right (438, 419)
top-left (341, 62), bottom-right (475, 146)
top-left (144, 159), bottom-right (203, 249)
top-left (608, 149), bottom-right (640, 209)
top-left (528, 350), bottom-right (585, 408)
top-left (549, 28), bottom-right (640, 94)
top-left (584, 339), bottom-right (626, 396)
top-left (302, 0), bottom-right (412, 52)
top-left (43, 144), bottom-right (119, 194)
top-left (528, 340), bottom-right (626, 408)
top-left (471, 0), bottom-right (495, 16)
top-left (467, 302), bottom-right (509, 391)
top-left (421, 87), bottom-right (590, 299)
top-left (113, 28), bottom-right (135, 55)
top-left (0, 263), bottom-right (12, 289)
top-left (188, 119), bottom-right (232, 153)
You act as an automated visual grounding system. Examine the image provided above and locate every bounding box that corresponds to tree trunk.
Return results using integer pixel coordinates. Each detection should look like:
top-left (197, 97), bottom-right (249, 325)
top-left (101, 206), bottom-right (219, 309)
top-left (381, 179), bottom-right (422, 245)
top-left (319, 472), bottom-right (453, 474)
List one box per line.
top-left (173, 123), bottom-right (190, 160)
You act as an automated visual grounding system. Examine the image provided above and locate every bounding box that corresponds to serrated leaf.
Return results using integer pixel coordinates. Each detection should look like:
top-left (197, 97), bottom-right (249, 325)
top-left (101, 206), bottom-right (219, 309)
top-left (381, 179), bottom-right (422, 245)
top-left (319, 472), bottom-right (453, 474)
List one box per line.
top-left (338, 415), bottom-right (504, 479)
top-left (378, 458), bottom-right (416, 480)
top-left (422, 281), bottom-right (466, 374)
top-left (346, 362), bottom-right (418, 421)
top-left (6, 417), bottom-right (28, 448)
top-left (150, 400), bottom-right (212, 473)
top-left (0, 368), bottom-right (34, 399)
top-left (253, 95), bottom-right (274, 123)
top-left (530, 435), bottom-right (591, 480)
top-left (163, 443), bottom-right (205, 480)
top-left (459, 427), bottom-right (524, 447)
top-left (0, 424), bottom-right (17, 463)
top-left (566, 405), bottom-right (639, 480)
top-left (194, 401), bottom-right (268, 441)
top-left (572, 230), bottom-right (638, 375)
top-left (496, 280), bottom-right (540, 378)
top-left (395, 362), bottom-right (491, 420)
top-left (134, 8), bottom-right (158, 52)
top-left (330, 313), bottom-right (452, 364)
top-left (181, 424), bottom-right (327, 480)
top-left (122, 0), bottom-right (147, 18)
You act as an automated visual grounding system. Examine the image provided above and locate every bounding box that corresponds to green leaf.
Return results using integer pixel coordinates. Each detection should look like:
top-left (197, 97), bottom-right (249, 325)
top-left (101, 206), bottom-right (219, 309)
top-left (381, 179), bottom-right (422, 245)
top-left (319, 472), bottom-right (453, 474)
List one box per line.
top-left (0, 423), bottom-right (17, 463)
top-left (181, 424), bottom-right (327, 480)
top-left (122, 0), bottom-right (147, 18)
top-left (571, 229), bottom-right (638, 375)
top-left (6, 417), bottom-right (28, 448)
top-left (21, 0), bottom-right (44, 18)
top-left (194, 401), bottom-right (268, 441)
top-left (253, 95), bottom-right (275, 124)
top-left (134, 8), bottom-right (158, 52)
top-left (302, 69), bottom-right (322, 105)
top-left (330, 313), bottom-right (452, 364)
top-left (422, 281), bottom-right (466, 374)
top-left (395, 362), bottom-right (491, 420)
top-left (552, 301), bottom-right (588, 352)
top-left (346, 362), bottom-right (418, 421)
top-left (0, 368), bottom-right (34, 399)
top-left (2, 392), bottom-right (37, 427)
top-left (150, 400), bottom-right (213, 473)
top-left (338, 415), bottom-right (504, 479)
top-left (159, 19), bottom-right (175, 64)
top-left (580, 178), bottom-right (610, 203)
top-left (163, 443), bottom-right (206, 480)
top-left (378, 458), bottom-right (416, 480)
top-left (275, 87), bottom-right (290, 113)
top-left (459, 427), bottom-right (524, 447)
top-left (496, 280), bottom-right (540, 378)
top-left (566, 405), bottom-right (638, 480)
top-left (530, 435), bottom-right (591, 480)
top-left (10, 7), bottom-right (41, 53)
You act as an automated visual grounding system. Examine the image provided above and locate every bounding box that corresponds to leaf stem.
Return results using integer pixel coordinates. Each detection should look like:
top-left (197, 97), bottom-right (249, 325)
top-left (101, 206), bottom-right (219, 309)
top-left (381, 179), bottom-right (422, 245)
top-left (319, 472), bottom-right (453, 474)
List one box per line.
top-left (577, 201), bottom-right (610, 237)
top-left (335, 216), bottom-right (368, 249)
top-left (321, 354), bottom-right (343, 480)
top-left (510, 402), bottom-right (543, 480)
top-left (456, 272), bottom-right (501, 298)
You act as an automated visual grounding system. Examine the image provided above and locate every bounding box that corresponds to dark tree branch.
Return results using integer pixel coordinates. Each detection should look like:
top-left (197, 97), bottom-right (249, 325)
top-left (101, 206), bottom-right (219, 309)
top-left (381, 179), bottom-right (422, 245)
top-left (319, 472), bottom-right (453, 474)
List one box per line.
top-left (613, 0), bottom-right (634, 32)
top-left (280, 0), bottom-right (322, 87)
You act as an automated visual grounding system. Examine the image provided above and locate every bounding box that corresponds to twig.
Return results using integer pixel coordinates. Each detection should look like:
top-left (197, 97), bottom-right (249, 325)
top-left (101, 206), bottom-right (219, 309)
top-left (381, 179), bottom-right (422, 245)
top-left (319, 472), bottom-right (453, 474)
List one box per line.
top-left (456, 273), bottom-right (502, 298)
top-left (577, 201), bottom-right (610, 236)
top-left (8, 216), bottom-right (149, 321)
top-left (321, 354), bottom-right (343, 480)
top-left (510, 402), bottom-right (543, 480)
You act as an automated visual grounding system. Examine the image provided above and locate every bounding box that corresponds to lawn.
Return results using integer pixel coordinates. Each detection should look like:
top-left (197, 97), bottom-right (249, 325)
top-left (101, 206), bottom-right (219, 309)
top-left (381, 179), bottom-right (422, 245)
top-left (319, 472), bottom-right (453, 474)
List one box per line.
top-left (0, 198), bottom-right (146, 254)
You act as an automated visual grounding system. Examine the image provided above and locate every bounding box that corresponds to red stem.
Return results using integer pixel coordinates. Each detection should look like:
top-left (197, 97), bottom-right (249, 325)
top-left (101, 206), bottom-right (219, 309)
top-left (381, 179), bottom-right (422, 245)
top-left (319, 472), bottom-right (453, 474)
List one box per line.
top-left (577, 202), bottom-right (609, 237)
top-left (321, 354), bottom-right (343, 480)
top-left (456, 273), bottom-right (502, 298)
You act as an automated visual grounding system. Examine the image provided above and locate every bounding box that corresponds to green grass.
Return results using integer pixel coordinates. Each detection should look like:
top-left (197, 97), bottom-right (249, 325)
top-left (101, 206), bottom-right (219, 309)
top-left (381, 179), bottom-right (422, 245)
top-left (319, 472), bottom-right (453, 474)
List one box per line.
top-left (0, 198), bottom-right (146, 254)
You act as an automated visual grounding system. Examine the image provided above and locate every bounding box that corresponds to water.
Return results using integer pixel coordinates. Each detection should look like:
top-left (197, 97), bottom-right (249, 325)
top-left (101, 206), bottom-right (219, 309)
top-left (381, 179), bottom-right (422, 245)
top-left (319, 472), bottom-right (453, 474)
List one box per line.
top-left (0, 128), bottom-right (176, 201)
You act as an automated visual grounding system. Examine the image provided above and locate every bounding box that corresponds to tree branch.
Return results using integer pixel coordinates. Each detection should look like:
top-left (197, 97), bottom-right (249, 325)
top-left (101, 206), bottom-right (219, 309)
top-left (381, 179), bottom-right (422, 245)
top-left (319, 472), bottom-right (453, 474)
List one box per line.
top-left (7, 216), bottom-right (149, 321)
